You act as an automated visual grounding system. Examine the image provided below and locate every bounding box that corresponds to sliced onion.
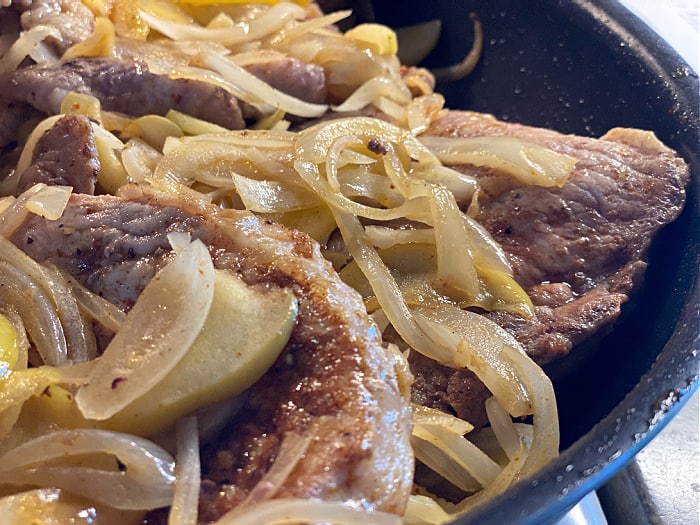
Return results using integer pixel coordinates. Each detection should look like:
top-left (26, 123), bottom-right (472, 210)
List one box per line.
top-left (411, 424), bottom-right (501, 491)
top-left (484, 397), bottom-right (521, 460)
top-left (0, 183), bottom-right (47, 238)
top-left (0, 25), bottom-right (61, 73)
top-left (168, 417), bottom-right (200, 525)
top-left (75, 239), bottom-right (215, 420)
top-left (0, 488), bottom-right (144, 525)
top-left (419, 135), bottom-right (577, 188)
top-left (54, 265), bottom-right (127, 334)
top-left (0, 429), bottom-right (175, 510)
top-left (201, 53), bottom-right (328, 118)
top-left (211, 498), bottom-right (401, 525)
top-left (332, 76), bottom-right (412, 113)
top-left (411, 404), bottom-right (474, 435)
top-left (403, 494), bottom-right (452, 525)
top-left (427, 184), bottom-right (479, 298)
top-left (233, 174), bottom-right (319, 212)
top-left (21, 185), bottom-right (72, 220)
top-left (411, 305), bottom-right (530, 416)
top-left (364, 226), bottom-right (435, 250)
top-left (139, 3), bottom-right (305, 46)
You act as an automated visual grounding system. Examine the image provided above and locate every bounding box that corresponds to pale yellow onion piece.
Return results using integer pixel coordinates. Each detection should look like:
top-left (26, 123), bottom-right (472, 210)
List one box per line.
top-left (268, 9), bottom-right (352, 47)
top-left (364, 226), bottom-right (435, 249)
top-left (427, 184), bottom-right (479, 298)
top-left (295, 159), bottom-right (433, 223)
top-left (418, 135), bottom-right (577, 187)
top-left (0, 488), bottom-right (144, 525)
top-left (200, 53), bottom-right (328, 118)
top-left (154, 141), bottom-right (244, 186)
top-left (0, 429), bottom-right (175, 510)
top-left (38, 263), bottom-right (96, 364)
top-left (407, 93), bottom-right (445, 136)
top-left (462, 214), bottom-right (512, 275)
top-left (0, 230), bottom-right (92, 364)
top-left (332, 76), bottom-right (411, 113)
top-left (53, 264), bottom-right (127, 334)
top-left (233, 174), bottom-right (319, 212)
top-left (411, 162), bottom-right (479, 201)
top-left (121, 138), bottom-right (162, 184)
top-left (75, 239), bottom-right (215, 420)
top-left (138, 2), bottom-right (305, 45)
top-left (497, 343), bottom-right (559, 478)
top-left (168, 417), bottom-right (200, 525)
top-left (0, 25), bottom-right (61, 73)
top-left (211, 498), bottom-right (401, 525)
top-left (0, 183), bottom-right (47, 237)
top-left (95, 135), bottom-right (129, 194)
top-left (454, 441), bottom-right (529, 515)
top-left (336, 168), bottom-right (405, 209)
top-left (173, 129), bottom-right (296, 150)
top-left (60, 91), bottom-right (102, 124)
top-left (0, 261), bottom-right (67, 367)
top-left (165, 109), bottom-right (228, 135)
top-left (411, 305), bottom-right (530, 416)
top-left (326, 134), bottom-right (364, 191)
top-left (24, 184), bottom-right (71, 220)
top-left (403, 494), bottom-right (452, 525)
top-left (296, 117), bottom-right (439, 166)
top-left (485, 396), bottom-right (521, 460)
top-left (344, 23), bottom-right (398, 55)
top-left (411, 404), bottom-right (474, 435)
top-left (411, 424), bottom-right (501, 490)
top-left (61, 16), bottom-right (115, 60)
top-left (331, 209), bottom-right (452, 364)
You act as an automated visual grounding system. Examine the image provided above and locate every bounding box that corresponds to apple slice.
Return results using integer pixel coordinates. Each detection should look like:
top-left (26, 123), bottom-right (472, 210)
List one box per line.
top-left (104, 270), bottom-right (297, 436)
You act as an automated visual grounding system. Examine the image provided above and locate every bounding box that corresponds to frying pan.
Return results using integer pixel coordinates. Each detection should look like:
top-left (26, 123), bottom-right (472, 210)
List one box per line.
top-left (369, 1), bottom-right (700, 523)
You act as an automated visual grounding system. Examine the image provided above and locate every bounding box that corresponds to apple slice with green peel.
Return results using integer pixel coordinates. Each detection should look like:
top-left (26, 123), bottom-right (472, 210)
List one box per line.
top-left (103, 270), bottom-right (298, 436)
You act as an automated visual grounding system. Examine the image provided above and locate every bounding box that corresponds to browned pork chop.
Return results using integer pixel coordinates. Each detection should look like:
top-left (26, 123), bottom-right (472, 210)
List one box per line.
top-left (10, 189), bottom-right (413, 521)
top-left (0, 58), bottom-right (246, 131)
top-left (16, 114), bottom-right (99, 195)
top-left (408, 111), bottom-right (689, 423)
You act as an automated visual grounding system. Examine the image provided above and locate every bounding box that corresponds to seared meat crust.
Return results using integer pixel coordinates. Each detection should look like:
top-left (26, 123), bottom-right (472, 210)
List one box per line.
top-left (10, 188), bottom-right (414, 521)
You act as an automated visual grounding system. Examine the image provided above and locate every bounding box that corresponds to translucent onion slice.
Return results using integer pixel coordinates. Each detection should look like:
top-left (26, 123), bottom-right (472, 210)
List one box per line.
top-left (403, 494), bottom-right (452, 525)
top-left (418, 136), bottom-right (577, 188)
top-left (211, 498), bottom-right (401, 525)
top-left (24, 185), bottom-right (72, 220)
top-left (233, 174), bottom-right (319, 212)
top-left (411, 424), bottom-right (501, 491)
top-left (484, 397), bottom-right (521, 460)
top-left (0, 25), bottom-right (61, 73)
top-left (168, 417), bottom-right (200, 525)
top-left (138, 3), bottom-right (305, 46)
top-left (427, 184), bottom-right (479, 298)
top-left (411, 305), bottom-right (530, 417)
top-left (75, 239), bottom-right (215, 420)
top-left (201, 53), bottom-right (328, 118)
top-left (0, 183), bottom-right (47, 238)
top-left (296, 117), bottom-right (439, 166)
top-left (411, 404), bottom-right (474, 435)
top-left (0, 488), bottom-right (144, 525)
top-left (54, 265), bottom-right (127, 334)
top-left (332, 76), bottom-right (412, 113)
top-left (0, 429), bottom-right (175, 510)
top-left (331, 209), bottom-right (450, 363)
top-left (364, 226), bottom-right (435, 250)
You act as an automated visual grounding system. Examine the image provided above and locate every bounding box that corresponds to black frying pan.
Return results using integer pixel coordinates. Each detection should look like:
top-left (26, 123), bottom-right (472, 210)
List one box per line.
top-left (370, 1), bottom-right (700, 522)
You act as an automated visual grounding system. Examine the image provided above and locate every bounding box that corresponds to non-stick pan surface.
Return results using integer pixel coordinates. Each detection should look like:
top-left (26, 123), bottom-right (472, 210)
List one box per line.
top-left (371, 1), bottom-right (699, 523)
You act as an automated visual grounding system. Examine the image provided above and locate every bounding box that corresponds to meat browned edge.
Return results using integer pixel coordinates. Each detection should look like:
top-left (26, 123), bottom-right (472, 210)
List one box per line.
top-left (408, 111), bottom-right (690, 424)
top-left (9, 188), bottom-right (414, 521)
